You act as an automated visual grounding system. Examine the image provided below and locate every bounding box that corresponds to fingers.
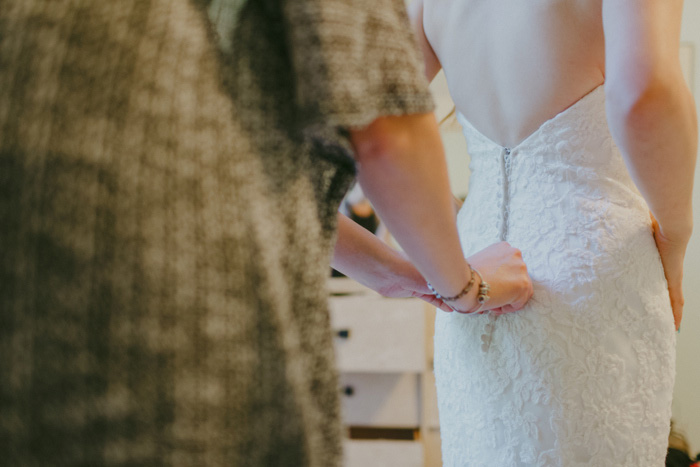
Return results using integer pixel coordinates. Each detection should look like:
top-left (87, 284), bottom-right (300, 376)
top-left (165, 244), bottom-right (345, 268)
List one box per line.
top-left (508, 281), bottom-right (534, 313)
top-left (421, 294), bottom-right (454, 312)
top-left (499, 276), bottom-right (535, 315)
top-left (650, 211), bottom-right (659, 231)
top-left (491, 306), bottom-right (511, 316)
top-left (668, 285), bottom-right (684, 330)
top-left (497, 304), bottom-right (519, 315)
top-left (493, 302), bottom-right (523, 315)
top-left (484, 275), bottom-right (534, 316)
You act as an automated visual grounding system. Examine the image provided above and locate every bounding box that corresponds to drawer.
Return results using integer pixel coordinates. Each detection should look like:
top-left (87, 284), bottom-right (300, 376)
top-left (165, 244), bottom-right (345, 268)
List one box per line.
top-left (339, 373), bottom-right (420, 427)
top-left (329, 296), bottom-right (426, 373)
top-left (343, 440), bottom-right (423, 467)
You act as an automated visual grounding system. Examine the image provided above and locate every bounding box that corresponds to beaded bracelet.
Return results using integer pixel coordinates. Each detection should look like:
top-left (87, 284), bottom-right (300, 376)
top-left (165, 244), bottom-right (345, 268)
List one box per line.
top-left (465, 268), bottom-right (491, 314)
top-left (426, 267), bottom-right (475, 302)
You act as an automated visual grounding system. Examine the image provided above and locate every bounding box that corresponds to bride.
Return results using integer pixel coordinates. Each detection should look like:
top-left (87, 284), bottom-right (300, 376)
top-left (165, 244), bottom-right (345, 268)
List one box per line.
top-left (409, 0), bottom-right (698, 465)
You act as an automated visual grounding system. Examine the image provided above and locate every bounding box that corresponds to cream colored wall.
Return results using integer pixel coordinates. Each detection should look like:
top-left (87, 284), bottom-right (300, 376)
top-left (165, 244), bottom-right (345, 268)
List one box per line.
top-left (673, 1), bottom-right (700, 453)
top-left (431, 72), bottom-right (470, 198)
top-left (433, 2), bottom-right (700, 452)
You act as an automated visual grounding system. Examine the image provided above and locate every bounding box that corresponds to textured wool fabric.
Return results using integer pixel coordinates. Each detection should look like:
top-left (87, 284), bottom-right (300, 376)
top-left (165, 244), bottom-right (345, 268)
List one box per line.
top-left (0, 0), bottom-right (433, 466)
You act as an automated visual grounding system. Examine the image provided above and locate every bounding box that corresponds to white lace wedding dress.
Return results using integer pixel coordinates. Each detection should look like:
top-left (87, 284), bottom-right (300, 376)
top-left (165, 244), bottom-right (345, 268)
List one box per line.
top-left (434, 85), bottom-right (676, 466)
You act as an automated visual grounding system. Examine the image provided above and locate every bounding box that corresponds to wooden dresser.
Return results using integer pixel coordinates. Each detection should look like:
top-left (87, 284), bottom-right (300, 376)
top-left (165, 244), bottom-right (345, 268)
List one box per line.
top-left (328, 278), bottom-right (442, 467)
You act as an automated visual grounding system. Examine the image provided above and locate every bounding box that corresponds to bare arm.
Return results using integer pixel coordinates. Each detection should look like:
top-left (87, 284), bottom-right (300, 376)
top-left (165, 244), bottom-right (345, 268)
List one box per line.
top-left (342, 3), bottom-right (531, 314)
top-left (332, 214), bottom-right (452, 311)
top-left (603, 0), bottom-right (698, 328)
top-left (349, 113), bottom-right (532, 313)
top-left (350, 113), bottom-right (473, 306)
top-left (408, 0), bottom-right (442, 82)
top-left (603, 0), bottom-right (697, 238)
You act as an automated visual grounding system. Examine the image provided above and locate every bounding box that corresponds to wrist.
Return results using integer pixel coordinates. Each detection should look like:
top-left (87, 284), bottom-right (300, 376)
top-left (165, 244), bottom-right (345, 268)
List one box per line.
top-left (447, 279), bottom-right (481, 312)
top-left (433, 266), bottom-right (491, 314)
top-left (369, 248), bottom-right (426, 297)
top-left (426, 262), bottom-right (473, 299)
top-left (428, 264), bottom-right (482, 312)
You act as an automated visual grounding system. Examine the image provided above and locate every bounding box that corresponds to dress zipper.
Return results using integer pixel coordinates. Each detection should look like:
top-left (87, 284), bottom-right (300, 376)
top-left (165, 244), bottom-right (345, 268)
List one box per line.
top-left (483, 146), bottom-right (511, 353)
top-left (501, 147), bottom-right (512, 242)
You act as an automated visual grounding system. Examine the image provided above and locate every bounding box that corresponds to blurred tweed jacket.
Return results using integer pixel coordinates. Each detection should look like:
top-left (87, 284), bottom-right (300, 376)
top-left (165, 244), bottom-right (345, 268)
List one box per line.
top-left (0, 0), bottom-right (433, 465)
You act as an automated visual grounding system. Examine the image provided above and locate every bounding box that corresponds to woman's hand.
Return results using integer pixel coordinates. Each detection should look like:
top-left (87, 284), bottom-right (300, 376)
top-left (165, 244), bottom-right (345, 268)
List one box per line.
top-left (375, 253), bottom-right (454, 312)
top-left (332, 214), bottom-right (453, 312)
top-left (449, 242), bottom-right (534, 315)
top-left (651, 212), bottom-right (690, 330)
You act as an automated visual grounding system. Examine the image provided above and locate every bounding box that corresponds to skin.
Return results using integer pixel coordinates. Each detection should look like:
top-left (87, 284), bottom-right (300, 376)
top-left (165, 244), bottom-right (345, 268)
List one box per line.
top-left (411, 0), bottom-right (697, 329)
top-left (333, 214), bottom-right (531, 315)
top-left (333, 214), bottom-right (454, 312)
top-left (332, 113), bottom-right (534, 314)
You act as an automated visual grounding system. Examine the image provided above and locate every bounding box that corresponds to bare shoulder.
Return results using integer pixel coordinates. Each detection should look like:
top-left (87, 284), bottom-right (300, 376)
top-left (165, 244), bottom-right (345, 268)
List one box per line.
top-left (602, 0), bottom-right (685, 93)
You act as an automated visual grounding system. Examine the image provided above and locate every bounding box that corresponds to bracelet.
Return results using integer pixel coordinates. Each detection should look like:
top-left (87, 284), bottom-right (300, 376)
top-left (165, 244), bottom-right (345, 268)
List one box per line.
top-left (463, 268), bottom-right (491, 314)
top-left (426, 267), bottom-right (475, 302)
top-left (471, 268), bottom-right (491, 312)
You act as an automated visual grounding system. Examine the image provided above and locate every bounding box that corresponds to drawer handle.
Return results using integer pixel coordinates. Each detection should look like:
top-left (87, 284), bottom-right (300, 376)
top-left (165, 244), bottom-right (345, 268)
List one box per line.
top-left (342, 385), bottom-right (355, 397)
top-left (335, 329), bottom-right (351, 339)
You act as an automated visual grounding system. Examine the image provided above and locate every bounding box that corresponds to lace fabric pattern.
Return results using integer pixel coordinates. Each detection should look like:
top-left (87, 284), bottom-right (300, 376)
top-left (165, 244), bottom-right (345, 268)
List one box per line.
top-left (435, 85), bottom-right (676, 467)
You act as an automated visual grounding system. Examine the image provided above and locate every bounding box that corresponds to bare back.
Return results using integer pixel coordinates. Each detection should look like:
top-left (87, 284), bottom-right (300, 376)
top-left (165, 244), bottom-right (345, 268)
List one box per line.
top-left (423, 0), bottom-right (606, 148)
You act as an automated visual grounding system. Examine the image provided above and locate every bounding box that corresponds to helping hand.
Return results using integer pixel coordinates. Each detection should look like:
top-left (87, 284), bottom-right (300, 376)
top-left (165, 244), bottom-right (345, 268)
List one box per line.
top-left (448, 241), bottom-right (533, 315)
top-left (650, 212), bottom-right (689, 331)
top-left (374, 253), bottom-right (454, 312)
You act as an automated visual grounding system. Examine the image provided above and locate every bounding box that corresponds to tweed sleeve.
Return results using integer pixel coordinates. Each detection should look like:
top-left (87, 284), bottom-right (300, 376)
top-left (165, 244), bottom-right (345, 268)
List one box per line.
top-left (283, 0), bottom-right (435, 129)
